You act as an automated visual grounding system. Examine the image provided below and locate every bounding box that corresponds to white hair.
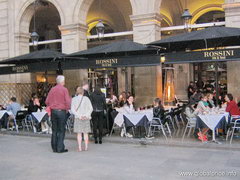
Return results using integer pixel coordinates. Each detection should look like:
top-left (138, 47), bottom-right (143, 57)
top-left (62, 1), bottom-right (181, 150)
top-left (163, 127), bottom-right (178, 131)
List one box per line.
top-left (56, 75), bottom-right (65, 84)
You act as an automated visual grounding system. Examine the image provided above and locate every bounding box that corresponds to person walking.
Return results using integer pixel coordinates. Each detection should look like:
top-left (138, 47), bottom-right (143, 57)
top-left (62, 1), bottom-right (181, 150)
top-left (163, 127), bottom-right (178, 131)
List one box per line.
top-left (45, 75), bottom-right (71, 153)
top-left (71, 87), bottom-right (93, 152)
top-left (90, 85), bottom-right (106, 144)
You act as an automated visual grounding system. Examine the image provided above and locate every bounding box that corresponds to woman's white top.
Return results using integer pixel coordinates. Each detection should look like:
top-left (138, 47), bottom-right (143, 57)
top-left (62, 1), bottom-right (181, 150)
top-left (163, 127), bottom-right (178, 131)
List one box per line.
top-left (71, 95), bottom-right (93, 120)
top-left (123, 104), bottom-right (135, 114)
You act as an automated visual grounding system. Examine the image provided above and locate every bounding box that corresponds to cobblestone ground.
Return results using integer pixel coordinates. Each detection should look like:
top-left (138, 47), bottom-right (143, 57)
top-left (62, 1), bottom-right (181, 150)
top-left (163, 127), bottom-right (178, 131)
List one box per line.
top-left (0, 134), bottom-right (240, 180)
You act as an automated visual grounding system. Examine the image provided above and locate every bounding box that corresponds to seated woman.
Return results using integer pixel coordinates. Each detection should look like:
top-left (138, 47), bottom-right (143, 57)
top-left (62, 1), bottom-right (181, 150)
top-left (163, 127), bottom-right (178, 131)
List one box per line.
top-left (225, 93), bottom-right (240, 116)
top-left (185, 102), bottom-right (209, 141)
top-left (195, 95), bottom-right (211, 141)
top-left (28, 93), bottom-right (42, 114)
top-left (153, 98), bottom-right (165, 124)
top-left (118, 92), bottom-right (127, 107)
top-left (207, 93), bottom-right (216, 108)
top-left (121, 96), bottom-right (135, 138)
top-left (28, 94), bottom-right (49, 133)
top-left (197, 94), bottom-right (209, 113)
top-left (123, 96), bottom-right (135, 114)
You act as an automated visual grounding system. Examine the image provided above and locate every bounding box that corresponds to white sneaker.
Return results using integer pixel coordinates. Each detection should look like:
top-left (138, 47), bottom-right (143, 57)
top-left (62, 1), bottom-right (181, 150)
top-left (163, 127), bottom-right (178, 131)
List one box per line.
top-left (126, 133), bottom-right (133, 138)
top-left (33, 126), bottom-right (37, 133)
top-left (42, 129), bottom-right (48, 133)
top-left (120, 129), bottom-right (124, 137)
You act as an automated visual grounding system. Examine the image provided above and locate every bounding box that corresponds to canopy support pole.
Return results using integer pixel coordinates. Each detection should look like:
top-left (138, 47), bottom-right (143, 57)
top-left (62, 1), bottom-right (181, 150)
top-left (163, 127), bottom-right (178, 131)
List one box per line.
top-left (215, 61), bottom-right (219, 106)
top-left (125, 67), bottom-right (128, 93)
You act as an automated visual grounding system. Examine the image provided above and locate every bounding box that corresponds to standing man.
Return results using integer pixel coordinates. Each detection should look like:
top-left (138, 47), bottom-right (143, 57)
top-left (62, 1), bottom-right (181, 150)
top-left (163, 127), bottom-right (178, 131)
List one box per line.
top-left (82, 81), bottom-right (90, 98)
top-left (46, 75), bottom-right (71, 153)
top-left (90, 85), bottom-right (106, 144)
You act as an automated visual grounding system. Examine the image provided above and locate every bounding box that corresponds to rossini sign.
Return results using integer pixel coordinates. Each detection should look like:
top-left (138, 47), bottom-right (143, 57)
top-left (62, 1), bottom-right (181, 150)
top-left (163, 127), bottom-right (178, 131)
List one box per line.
top-left (165, 49), bottom-right (240, 64)
top-left (12, 65), bottom-right (29, 73)
top-left (95, 58), bottom-right (118, 67)
top-left (203, 50), bottom-right (234, 60)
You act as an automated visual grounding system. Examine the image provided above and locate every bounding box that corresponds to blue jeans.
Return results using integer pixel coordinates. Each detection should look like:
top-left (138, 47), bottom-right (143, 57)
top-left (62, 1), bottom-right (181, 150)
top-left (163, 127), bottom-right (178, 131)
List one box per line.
top-left (51, 110), bottom-right (67, 152)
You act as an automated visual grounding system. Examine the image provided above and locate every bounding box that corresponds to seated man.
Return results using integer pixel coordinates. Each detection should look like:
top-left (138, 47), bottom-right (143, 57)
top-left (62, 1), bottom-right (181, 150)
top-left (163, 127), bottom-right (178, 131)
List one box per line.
top-left (6, 97), bottom-right (21, 129)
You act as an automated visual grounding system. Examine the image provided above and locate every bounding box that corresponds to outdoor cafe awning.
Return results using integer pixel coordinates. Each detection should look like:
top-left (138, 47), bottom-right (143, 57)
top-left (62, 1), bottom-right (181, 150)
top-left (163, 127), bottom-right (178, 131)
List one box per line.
top-left (63, 39), bottom-right (160, 69)
top-left (0, 49), bottom-right (65, 65)
top-left (68, 39), bottom-right (158, 58)
top-left (0, 41), bottom-right (161, 75)
top-left (0, 49), bottom-right (67, 75)
top-left (149, 26), bottom-right (240, 52)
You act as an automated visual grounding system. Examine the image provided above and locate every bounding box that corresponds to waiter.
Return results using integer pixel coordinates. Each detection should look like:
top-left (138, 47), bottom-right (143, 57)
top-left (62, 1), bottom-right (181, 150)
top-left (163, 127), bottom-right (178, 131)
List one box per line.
top-left (46, 75), bottom-right (71, 153)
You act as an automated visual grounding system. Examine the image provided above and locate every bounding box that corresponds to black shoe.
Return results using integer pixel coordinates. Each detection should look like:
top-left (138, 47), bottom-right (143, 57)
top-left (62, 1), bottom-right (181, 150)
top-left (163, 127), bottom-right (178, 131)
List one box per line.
top-left (95, 140), bottom-right (98, 144)
top-left (57, 149), bottom-right (68, 153)
top-left (99, 140), bottom-right (102, 144)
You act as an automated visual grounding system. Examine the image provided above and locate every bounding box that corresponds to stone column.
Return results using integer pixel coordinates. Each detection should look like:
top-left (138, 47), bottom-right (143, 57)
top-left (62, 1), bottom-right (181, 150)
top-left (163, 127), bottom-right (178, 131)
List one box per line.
top-left (0, 0), bottom-right (9, 61)
top-left (59, 23), bottom-right (88, 95)
top-left (130, 13), bottom-right (162, 106)
top-left (224, 0), bottom-right (240, 100)
top-left (173, 64), bottom-right (193, 100)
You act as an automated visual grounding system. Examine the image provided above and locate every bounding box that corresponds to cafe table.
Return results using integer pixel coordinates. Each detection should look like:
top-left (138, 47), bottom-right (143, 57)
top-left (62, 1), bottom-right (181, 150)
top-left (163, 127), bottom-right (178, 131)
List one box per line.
top-left (0, 110), bottom-right (13, 119)
top-left (113, 109), bottom-right (153, 136)
top-left (196, 111), bottom-right (229, 143)
top-left (0, 110), bottom-right (8, 119)
top-left (31, 110), bottom-right (48, 123)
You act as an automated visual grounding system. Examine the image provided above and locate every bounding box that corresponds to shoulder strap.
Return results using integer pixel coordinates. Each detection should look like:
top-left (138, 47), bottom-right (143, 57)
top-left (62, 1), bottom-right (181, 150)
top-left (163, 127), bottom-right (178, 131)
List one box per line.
top-left (76, 96), bottom-right (84, 111)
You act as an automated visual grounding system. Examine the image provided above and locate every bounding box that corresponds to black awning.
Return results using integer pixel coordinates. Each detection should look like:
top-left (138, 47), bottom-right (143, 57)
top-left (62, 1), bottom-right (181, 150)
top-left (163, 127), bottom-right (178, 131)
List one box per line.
top-left (67, 39), bottom-right (158, 58)
top-left (62, 55), bottom-right (160, 69)
top-left (0, 49), bottom-right (65, 65)
top-left (149, 26), bottom-right (240, 51)
top-left (0, 61), bottom-right (59, 75)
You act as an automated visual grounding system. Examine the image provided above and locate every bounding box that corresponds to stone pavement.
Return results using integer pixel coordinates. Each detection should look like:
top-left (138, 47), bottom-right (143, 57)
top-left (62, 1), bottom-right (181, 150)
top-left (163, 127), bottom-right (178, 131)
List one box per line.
top-left (0, 134), bottom-right (240, 180)
top-left (1, 129), bottom-right (240, 151)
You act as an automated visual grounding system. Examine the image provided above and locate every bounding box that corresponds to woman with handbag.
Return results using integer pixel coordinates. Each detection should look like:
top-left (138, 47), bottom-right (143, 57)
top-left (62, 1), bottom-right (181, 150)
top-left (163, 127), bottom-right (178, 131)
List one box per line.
top-left (71, 87), bottom-right (93, 152)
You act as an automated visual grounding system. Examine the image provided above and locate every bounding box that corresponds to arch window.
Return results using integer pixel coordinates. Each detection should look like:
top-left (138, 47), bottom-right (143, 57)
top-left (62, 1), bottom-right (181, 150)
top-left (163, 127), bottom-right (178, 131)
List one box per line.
top-left (29, 1), bottom-right (61, 52)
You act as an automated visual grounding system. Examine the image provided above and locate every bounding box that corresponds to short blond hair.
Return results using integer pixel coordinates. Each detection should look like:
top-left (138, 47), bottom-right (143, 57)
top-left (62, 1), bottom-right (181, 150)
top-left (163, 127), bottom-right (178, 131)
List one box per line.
top-left (76, 86), bottom-right (84, 95)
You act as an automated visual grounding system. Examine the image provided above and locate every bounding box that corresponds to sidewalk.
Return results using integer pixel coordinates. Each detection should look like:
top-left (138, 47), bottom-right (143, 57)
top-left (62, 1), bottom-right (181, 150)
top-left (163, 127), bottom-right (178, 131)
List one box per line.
top-left (1, 129), bottom-right (240, 151)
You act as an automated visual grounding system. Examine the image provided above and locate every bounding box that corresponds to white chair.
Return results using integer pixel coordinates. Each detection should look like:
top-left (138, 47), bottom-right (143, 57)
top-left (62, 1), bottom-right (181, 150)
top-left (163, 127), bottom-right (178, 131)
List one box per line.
top-left (7, 111), bottom-right (27, 132)
top-left (226, 115), bottom-right (240, 144)
top-left (182, 117), bottom-right (202, 142)
top-left (22, 115), bottom-right (34, 132)
top-left (148, 117), bottom-right (171, 140)
top-left (110, 123), bottom-right (123, 136)
top-left (165, 112), bottom-right (176, 131)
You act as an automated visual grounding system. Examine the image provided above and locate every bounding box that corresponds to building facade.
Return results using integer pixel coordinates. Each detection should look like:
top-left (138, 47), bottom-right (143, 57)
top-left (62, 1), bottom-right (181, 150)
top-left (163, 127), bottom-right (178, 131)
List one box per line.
top-left (0, 0), bottom-right (240, 105)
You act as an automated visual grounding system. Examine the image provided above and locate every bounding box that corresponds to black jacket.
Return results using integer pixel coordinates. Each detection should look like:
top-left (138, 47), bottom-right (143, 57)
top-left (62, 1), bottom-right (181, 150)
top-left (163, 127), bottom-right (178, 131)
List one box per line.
top-left (153, 106), bottom-right (165, 120)
top-left (28, 100), bottom-right (42, 114)
top-left (83, 89), bottom-right (90, 99)
top-left (90, 91), bottom-right (106, 112)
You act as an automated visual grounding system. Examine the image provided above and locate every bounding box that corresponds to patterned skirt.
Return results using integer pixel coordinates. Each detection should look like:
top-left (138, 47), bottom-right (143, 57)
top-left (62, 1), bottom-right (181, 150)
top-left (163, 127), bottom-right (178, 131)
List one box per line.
top-left (73, 118), bottom-right (91, 133)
